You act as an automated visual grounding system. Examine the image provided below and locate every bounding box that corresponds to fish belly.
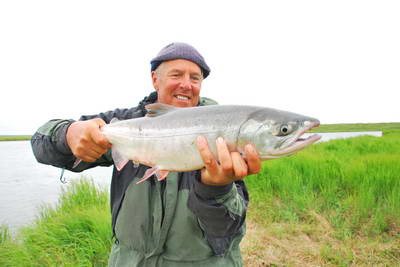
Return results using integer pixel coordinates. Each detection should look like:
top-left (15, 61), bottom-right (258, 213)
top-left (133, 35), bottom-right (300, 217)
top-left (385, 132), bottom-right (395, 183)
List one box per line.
top-left (110, 130), bottom-right (238, 171)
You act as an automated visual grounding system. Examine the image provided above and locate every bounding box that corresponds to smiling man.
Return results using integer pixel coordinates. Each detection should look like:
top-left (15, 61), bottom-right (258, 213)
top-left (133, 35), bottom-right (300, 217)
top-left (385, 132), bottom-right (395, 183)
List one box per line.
top-left (31, 42), bottom-right (261, 266)
top-left (152, 59), bottom-right (202, 108)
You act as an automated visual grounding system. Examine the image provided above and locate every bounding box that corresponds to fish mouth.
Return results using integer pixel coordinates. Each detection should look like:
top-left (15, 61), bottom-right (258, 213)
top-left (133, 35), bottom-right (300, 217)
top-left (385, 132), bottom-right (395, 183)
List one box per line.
top-left (260, 121), bottom-right (321, 159)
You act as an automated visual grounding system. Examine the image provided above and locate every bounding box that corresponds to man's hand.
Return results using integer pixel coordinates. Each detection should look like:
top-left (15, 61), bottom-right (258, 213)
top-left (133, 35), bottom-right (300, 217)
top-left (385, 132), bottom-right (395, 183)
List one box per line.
top-left (196, 136), bottom-right (261, 186)
top-left (66, 118), bottom-right (112, 162)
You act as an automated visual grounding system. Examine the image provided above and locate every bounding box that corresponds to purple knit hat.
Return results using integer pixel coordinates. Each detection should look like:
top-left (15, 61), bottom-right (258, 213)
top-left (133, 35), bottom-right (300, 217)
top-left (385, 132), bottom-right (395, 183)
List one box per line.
top-left (150, 42), bottom-right (210, 78)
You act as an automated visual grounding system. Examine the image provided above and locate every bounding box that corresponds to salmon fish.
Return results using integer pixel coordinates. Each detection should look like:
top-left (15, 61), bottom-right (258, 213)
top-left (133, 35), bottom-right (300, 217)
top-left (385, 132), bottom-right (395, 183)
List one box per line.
top-left (99, 104), bottom-right (321, 183)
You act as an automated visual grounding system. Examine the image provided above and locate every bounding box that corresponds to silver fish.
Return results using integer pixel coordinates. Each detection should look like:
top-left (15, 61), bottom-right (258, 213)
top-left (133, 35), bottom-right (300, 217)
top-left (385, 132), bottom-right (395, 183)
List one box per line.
top-left (100, 103), bottom-right (321, 183)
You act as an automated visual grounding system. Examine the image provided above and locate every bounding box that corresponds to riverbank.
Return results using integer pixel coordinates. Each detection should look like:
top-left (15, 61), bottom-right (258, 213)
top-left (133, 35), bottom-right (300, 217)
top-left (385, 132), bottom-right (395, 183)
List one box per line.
top-left (310, 122), bottom-right (400, 133)
top-left (0, 179), bottom-right (111, 266)
top-left (0, 135), bottom-right (31, 141)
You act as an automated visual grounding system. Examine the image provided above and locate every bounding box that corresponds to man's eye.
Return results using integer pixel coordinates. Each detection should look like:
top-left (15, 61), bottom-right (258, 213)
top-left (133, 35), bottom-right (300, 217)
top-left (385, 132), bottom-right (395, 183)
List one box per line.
top-left (191, 76), bottom-right (200, 81)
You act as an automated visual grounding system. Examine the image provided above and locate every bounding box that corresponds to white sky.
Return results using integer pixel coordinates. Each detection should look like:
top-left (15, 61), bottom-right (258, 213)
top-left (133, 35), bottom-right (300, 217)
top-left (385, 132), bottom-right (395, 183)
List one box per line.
top-left (0, 0), bottom-right (399, 135)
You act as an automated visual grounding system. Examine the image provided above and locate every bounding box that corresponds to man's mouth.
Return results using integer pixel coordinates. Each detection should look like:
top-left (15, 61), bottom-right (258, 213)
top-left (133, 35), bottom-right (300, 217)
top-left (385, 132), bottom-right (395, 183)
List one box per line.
top-left (175, 95), bottom-right (190, 101)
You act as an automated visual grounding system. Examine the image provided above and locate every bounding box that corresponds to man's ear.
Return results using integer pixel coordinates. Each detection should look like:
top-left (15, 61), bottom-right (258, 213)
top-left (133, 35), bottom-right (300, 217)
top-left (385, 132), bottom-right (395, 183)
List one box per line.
top-left (151, 71), bottom-right (159, 91)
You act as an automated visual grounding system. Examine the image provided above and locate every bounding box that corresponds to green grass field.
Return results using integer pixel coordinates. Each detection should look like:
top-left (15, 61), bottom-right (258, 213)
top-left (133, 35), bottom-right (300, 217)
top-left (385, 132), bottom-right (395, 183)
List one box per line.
top-left (243, 128), bottom-right (400, 265)
top-left (1, 123), bottom-right (399, 266)
top-left (0, 135), bottom-right (31, 141)
top-left (247, 131), bottom-right (400, 236)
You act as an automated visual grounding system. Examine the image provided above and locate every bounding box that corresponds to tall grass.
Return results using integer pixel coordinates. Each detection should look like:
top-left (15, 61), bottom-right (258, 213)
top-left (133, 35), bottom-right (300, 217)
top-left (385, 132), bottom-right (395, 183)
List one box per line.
top-left (246, 131), bottom-right (400, 238)
top-left (0, 226), bottom-right (10, 245)
top-left (0, 179), bottom-right (111, 267)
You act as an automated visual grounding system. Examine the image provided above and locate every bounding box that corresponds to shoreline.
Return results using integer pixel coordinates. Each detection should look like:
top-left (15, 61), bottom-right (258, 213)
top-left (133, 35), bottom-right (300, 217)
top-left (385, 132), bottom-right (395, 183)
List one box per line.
top-left (0, 136), bottom-right (32, 141)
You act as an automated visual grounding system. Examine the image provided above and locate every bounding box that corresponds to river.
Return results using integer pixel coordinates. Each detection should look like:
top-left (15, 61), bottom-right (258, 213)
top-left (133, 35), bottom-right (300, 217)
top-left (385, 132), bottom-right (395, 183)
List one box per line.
top-left (0, 141), bottom-right (112, 234)
top-left (0, 131), bottom-right (382, 233)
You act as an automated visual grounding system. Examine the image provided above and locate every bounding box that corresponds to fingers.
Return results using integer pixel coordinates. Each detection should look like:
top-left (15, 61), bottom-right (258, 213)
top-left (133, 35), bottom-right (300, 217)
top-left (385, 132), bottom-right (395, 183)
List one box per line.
top-left (71, 138), bottom-right (104, 162)
top-left (91, 118), bottom-right (112, 149)
top-left (196, 136), bottom-right (218, 177)
top-left (245, 144), bottom-right (261, 174)
top-left (196, 136), bottom-right (260, 186)
top-left (82, 144), bottom-right (107, 162)
top-left (66, 118), bottom-right (111, 163)
top-left (216, 138), bottom-right (250, 178)
top-left (77, 153), bottom-right (97, 163)
top-left (216, 137), bottom-right (233, 176)
top-left (231, 152), bottom-right (248, 178)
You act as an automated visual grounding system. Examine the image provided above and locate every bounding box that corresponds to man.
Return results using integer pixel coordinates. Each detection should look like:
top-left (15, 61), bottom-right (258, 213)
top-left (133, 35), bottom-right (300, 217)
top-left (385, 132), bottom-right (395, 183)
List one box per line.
top-left (31, 42), bottom-right (261, 266)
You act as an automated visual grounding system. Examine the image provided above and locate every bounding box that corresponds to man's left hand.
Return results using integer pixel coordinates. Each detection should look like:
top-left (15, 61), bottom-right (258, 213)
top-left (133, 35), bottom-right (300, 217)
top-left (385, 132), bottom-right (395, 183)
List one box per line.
top-left (196, 136), bottom-right (261, 186)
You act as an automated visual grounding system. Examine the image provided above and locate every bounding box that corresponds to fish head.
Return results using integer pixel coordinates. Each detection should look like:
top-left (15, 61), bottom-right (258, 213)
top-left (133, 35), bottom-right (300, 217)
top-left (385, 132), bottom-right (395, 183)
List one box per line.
top-left (239, 108), bottom-right (321, 159)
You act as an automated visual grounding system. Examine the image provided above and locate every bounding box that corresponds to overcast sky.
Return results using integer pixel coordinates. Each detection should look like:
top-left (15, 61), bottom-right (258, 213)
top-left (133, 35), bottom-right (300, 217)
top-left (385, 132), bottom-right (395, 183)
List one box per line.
top-left (1, 0), bottom-right (399, 135)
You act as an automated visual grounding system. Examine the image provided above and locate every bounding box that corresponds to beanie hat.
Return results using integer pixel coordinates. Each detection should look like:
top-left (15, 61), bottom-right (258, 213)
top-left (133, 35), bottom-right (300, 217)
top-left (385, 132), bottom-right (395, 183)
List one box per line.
top-left (150, 42), bottom-right (210, 79)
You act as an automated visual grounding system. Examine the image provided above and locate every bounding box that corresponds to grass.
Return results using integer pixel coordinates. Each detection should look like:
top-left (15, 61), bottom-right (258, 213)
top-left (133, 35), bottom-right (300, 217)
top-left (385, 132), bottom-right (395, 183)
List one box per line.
top-left (310, 122), bottom-right (400, 133)
top-left (0, 179), bottom-right (111, 267)
top-left (244, 129), bottom-right (400, 265)
top-left (1, 123), bottom-right (399, 266)
top-left (241, 218), bottom-right (400, 266)
top-left (246, 131), bottom-right (400, 236)
top-left (0, 135), bottom-right (31, 141)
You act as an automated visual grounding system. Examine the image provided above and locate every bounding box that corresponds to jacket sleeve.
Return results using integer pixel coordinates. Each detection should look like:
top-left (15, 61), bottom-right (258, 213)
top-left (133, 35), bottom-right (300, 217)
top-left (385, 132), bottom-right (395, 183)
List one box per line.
top-left (188, 172), bottom-right (249, 256)
top-left (30, 108), bottom-right (135, 172)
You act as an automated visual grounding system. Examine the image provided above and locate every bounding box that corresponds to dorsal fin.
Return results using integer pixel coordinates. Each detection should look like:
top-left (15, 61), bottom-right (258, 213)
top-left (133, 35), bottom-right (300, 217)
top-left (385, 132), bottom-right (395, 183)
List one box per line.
top-left (145, 103), bottom-right (178, 117)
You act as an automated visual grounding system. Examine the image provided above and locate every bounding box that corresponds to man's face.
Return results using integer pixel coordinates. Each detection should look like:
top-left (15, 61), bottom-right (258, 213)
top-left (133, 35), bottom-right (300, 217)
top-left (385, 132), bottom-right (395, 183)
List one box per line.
top-left (152, 59), bottom-right (203, 108)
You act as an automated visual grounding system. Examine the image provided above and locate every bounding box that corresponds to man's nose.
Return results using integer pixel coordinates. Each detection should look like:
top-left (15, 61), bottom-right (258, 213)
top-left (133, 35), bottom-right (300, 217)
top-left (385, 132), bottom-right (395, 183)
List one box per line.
top-left (180, 75), bottom-right (192, 89)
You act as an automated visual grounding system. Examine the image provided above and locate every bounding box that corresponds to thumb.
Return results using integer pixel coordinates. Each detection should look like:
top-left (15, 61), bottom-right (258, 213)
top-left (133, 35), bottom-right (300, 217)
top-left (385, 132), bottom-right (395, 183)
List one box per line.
top-left (90, 118), bottom-right (112, 149)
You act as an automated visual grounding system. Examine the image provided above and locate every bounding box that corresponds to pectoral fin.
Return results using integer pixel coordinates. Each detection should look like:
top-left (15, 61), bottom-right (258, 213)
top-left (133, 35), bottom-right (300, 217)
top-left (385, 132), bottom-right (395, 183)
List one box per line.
top-left (112, 148), bottom-right (129, 171)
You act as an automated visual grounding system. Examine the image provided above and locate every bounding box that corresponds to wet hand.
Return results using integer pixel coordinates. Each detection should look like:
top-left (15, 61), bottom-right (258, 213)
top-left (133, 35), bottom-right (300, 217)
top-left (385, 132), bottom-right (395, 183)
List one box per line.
top-left (66, 118), bottom-right (112, 162)
top-left (196, 136), bottom-right (261, 186)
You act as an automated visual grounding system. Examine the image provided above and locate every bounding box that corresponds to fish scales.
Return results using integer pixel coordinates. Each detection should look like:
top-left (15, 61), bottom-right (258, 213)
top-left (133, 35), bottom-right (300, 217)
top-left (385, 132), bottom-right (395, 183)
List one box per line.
top-left (103, 105), bottom-right (265, 171)
top-left (101, 104), bottom-right (321, 176)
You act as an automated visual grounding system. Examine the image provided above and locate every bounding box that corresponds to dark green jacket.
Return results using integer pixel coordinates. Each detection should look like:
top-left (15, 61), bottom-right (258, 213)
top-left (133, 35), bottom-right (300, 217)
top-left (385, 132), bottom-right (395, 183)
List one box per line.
top-left (31, 92), bottom-right (249, 266)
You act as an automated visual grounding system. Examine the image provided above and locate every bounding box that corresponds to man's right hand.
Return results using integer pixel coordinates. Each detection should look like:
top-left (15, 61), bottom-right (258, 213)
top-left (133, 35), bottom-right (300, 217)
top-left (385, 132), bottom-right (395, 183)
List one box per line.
top-left (66, 118), bottom-right (112, 162)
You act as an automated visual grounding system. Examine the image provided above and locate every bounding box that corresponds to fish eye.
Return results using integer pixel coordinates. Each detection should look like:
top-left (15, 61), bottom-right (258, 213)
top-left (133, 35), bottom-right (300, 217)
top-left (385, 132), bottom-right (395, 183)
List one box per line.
top-left (279, 124), bottom-right (290, 135)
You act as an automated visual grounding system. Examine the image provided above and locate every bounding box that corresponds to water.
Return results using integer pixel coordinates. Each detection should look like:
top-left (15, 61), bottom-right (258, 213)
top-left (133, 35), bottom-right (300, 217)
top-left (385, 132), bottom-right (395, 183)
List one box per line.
top-left (0, 141), bottom-right (112, 234)
top-left (0, 131), bottom-right (382, 233)
top-left (303, 131), bottom-right (382, 142)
